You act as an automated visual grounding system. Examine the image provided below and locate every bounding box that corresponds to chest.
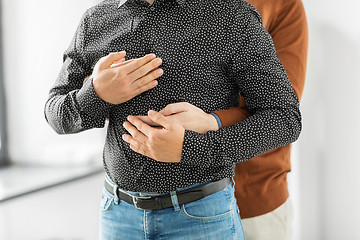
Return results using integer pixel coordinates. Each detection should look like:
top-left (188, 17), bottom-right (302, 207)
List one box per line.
top-left (85, 6), bottom-right (238, 106)
top-left (87, 6), bottom-right (232, 66)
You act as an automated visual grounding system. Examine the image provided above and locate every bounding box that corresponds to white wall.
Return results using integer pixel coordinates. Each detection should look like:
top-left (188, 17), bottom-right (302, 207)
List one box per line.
top-left (2, 0), bottom-right (104, 165)
top-left (292, 1), bottom-right (360, 239)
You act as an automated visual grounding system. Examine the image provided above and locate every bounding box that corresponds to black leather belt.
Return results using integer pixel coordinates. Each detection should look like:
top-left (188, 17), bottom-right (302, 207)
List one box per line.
top-left (104, 178), bottom-right (231, 210)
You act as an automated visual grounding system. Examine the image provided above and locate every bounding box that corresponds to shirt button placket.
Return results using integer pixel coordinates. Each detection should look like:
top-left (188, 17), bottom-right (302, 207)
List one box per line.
top-left (144, 4), bottom-right (157, 54)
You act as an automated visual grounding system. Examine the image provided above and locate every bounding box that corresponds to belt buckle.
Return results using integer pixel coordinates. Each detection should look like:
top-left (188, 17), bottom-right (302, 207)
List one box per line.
top-left (132, 195), bottom-right (152, 210)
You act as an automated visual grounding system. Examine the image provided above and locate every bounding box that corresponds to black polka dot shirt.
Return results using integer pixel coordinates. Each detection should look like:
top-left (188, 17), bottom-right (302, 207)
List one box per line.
top-left (45, 0), bottom-right (302, 193)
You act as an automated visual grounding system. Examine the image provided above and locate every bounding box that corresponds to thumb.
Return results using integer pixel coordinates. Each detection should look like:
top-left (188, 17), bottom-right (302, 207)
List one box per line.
top-left (148, 110), bottom-right (171, 129)
top-left (160, 102), bottom-right (189, 116)
top-left (99, 51), bottom-right (127, 70)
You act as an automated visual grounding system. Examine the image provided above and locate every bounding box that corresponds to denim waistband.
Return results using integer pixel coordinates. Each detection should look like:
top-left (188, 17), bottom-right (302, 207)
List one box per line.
top-left (105, 173), bottom-right (211, 197)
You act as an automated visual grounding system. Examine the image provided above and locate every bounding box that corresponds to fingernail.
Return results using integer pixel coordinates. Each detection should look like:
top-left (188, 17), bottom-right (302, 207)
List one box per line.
top-left (157, 69), bottom-right (163, 75)
top-left (148, 110), bottom-right (155, 116)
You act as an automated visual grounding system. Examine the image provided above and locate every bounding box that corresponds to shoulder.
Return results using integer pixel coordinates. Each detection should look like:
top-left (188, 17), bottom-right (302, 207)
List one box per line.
top-left (192, 0), bottom-right (261, 23)
top-left (81, 0), bottom-right (118, 21)
top-left (75, 0), bottom-right (120, 33)
top-left (274, 0), bottom-right (307, 24)
top-left (282, 0), bottom-right (307, 20)
top-left (224, 0), bottom-right (263, 24)
top-left (87, 0), bottom-right (117, 12)
top-left (270, 0), bottom-right (307, 33)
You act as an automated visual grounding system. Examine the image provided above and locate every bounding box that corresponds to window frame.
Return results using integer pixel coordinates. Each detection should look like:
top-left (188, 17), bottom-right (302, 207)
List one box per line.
top-left (0, 0), bottom-right (9, 167)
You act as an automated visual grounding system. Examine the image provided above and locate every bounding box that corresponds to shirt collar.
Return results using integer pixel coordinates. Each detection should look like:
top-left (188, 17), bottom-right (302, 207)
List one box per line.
top-left (117, 0), bottom-right (129, 8)
top-left (118, 0), bottom-right (187, 9)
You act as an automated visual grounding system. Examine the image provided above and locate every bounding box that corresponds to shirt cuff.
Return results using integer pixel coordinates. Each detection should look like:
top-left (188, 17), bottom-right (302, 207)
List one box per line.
top-left (76, 76), bottom-right (114, 118)
top-left (210, 112), bottom-right (222, 128)
top-left (181, 130), bottom-right (212, 167)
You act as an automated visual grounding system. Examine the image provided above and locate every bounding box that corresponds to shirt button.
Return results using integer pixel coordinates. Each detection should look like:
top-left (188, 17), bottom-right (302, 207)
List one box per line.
top-left (150, 6), bottom-right (155, 11)
top-left (145, 48), bottom-right (152, 54)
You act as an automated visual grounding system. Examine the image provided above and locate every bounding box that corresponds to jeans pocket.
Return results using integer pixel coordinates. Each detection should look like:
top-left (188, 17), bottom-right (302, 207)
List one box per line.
top-left (100, 188), bottom-right (114, 212)
top-left (180, 184), bottom-right (234, 222)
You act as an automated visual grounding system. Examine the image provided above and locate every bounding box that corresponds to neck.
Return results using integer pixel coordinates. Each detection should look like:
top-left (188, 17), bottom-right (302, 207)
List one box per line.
top-left (144, 0), bottom-right (155, 4)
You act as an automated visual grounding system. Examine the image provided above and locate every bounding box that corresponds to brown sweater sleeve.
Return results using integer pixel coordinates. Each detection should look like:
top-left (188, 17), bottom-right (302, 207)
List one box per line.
top-left (214, 0), bottom-right (308, 127)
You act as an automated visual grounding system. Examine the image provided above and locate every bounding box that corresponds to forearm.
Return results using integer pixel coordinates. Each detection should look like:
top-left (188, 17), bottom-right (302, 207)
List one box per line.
top-left (45, 77), bottom-right (113, 134)
top-left (182, 102), bottom-right (301, 167)
top-left (44, 10), bottom-right (112, 134)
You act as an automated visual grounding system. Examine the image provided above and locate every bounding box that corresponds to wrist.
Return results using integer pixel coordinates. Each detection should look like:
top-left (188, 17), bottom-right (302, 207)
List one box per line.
top-left (76, 76), bottom-right (114, 116)
top-left (92, 76), bottom-right (116, 105)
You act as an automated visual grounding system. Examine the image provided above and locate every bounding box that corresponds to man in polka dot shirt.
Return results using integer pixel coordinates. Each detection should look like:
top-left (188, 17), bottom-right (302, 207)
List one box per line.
top-left (134, 0), bottom-right (308, 239)
top-left (45, 0), bottom-right (302, 238)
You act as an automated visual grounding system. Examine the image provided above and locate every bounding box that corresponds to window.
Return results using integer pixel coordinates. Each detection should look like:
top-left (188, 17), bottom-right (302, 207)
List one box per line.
top-left (0, 2), bottom-right (8, 167)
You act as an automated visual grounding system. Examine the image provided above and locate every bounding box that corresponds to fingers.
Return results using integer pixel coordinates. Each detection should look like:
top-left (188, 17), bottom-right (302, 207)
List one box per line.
top-left (122, 134), bottom-right (145, 155)
top-left (163, 115), bottom-right (184, 126)
top-left (147, 110), bottom-right (171, 129)
top-left (160, 102), bottom-right (190, 116)
top-left (98, 51), bottom-right (127, 70)
top-left (110, 58), bottom-right (127, 68)
top-left (128, 57), bottom-right (163, 83)
top-left (130, 79), bottom-right (159, 98)
top-left (123, 53), bottom-right (157, 74)
top-left (126, 116), bottom-right (154, 137)
top-left (132, 68), bottom-right (163, 91)
top-left (135, 116), bottom-right (161, 127)
top-left (123, 121), bottom-right (148, 144)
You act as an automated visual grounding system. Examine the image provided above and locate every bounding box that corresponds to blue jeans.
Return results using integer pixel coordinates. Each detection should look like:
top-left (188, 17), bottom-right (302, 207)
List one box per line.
top-left (99, 177), bottom-right (244, 240)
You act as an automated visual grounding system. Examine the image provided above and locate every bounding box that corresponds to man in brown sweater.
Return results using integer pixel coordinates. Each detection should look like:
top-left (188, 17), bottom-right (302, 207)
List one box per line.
top-left (84, 0), bottom-right (307, 238)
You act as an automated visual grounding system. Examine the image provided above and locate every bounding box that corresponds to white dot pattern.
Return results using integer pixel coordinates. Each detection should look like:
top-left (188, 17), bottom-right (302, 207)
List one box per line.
top-left (44, 0), bottom-right (301, 193)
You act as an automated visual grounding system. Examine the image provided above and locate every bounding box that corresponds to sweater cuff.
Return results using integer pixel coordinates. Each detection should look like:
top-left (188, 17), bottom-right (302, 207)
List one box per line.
top-left (76, 76), bottom-right (114, 118)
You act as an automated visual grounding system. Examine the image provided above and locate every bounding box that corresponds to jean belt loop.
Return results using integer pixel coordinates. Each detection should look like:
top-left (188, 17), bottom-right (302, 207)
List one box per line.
top-left (231, 177), bottom-right (235, 188)
top-left (113, 184), bottom-right (120, 205)
top-left (170, 191), bottom-right (180, 211)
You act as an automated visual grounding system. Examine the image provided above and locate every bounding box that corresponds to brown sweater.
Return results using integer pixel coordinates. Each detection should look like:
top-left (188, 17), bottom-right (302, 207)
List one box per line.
top-left (213, 0), bottom-right (308, 218)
